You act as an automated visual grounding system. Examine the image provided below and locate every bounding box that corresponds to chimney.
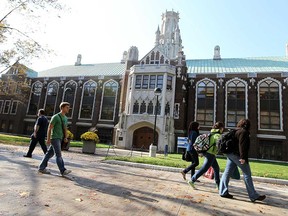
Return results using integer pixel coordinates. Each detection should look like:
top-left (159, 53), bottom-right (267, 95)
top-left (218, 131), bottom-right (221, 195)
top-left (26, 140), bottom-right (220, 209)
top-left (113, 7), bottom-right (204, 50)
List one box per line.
top-left (75, 54), bottom-right (82, 66)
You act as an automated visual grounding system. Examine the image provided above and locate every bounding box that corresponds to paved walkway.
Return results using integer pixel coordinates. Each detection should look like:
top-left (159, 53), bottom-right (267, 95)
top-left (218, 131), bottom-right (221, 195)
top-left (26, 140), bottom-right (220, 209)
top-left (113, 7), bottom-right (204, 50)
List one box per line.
top-left (0, 144), bottom-right (288, 216)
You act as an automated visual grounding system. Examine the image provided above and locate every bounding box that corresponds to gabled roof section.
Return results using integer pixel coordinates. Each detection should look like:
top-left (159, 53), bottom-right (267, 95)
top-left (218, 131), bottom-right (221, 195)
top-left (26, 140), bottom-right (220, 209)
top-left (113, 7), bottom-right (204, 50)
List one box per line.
top-left (37, 62), bottom-right (126, 78)
top-left (139, 46), bottom-right (170, 65)
top-left (186, 56), bottom-right (288, 74)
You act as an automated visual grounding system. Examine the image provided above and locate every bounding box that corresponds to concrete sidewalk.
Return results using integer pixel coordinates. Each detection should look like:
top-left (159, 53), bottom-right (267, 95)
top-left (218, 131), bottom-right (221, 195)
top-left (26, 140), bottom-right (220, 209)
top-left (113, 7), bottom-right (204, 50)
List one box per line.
top-left (0, 144), bottom-right (288, 216)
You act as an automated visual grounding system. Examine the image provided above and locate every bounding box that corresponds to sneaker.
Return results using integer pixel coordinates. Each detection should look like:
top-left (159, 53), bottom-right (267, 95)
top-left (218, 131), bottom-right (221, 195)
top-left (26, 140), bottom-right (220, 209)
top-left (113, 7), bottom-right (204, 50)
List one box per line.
top-left (220, 193), bottom-right (233, 199)
top-left (180, 171), bottom-right (186, 180)
top-left (252, 195), bottom-right (266, 202)
top-left (62, 169), bottom-right (72, 176)
top-left (187, 180), bottom-right (195, 189)
top-left (38, 168), bottom-right (51, 174)
top-left (23, 154), bottom-right (32, 158)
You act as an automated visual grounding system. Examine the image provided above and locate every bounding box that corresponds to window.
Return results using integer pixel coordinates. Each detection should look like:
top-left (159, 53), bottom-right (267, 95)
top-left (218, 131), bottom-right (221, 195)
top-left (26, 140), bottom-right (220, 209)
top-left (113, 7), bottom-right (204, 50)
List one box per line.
top-left (156, 75), bottom-right (163, 89)
top-left (140, 101), bottom-right (146, 114)
top-left (100, 80), bottom-right (118, 120)
top-left (196, 79), bottom-right (216, 126)
top-left (147, 101), bottom-right (153, 114)
top-left (149, 75), bottom-right (156, 89)
top-left (63, 81), bottom-right (77, 118)
top-left (154, 100), bottom-right (161, 115)
top-left (258, 78), bottom-right (281, 130)
top-left (3, 101), bottom-right (11, 114)
top-left (27, 81), bottom-right (43, 115)
top-left (10, 101), bottom-right (18, 114)
top-left (167, 76), bottom-right (172, 90)
top-left (226, 79), bottom-right (247, 127)
top-left (133, 101), bottom-right (139, 114)
top-left (0, 100), bottom-right (3, 113)
top-left (44, 81), bottom-right (59, 116)
top-left (259, 140), bottom-right (282, 160)
top-left (135, 75), bottom-right (142, 89)
top-left (142, 75), bottom-right (149, 89)
top-left (165, 102), bottom-right (170, 115)
top-left (80, 80), bottom-right (96, 119)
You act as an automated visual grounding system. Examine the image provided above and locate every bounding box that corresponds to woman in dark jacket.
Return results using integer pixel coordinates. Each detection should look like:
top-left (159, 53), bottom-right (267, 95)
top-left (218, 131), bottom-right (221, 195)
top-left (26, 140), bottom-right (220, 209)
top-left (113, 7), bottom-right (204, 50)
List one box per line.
top-left (219, 119), bottom-right (266, 202)
top-left (181, 122), bottom-right (200, 181)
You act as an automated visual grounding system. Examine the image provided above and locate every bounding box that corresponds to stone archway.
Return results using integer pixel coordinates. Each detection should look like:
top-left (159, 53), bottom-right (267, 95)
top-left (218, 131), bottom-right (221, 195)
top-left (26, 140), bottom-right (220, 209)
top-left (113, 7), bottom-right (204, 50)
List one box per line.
top-left (132, 127), bottom-right (158, 150)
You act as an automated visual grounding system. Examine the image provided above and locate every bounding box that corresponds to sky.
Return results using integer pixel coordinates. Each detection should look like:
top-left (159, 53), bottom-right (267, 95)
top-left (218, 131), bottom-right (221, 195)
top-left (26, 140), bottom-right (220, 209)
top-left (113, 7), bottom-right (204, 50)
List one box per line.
top-left (3, 0), bottom-right (288, 71)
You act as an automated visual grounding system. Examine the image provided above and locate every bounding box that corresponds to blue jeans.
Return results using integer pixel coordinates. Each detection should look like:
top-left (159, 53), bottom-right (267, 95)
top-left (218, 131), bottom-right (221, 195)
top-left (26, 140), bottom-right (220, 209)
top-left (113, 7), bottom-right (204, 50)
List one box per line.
top-left (39, 139), bottom-right (66, 174)
top-left (191, 152), bottom-right (220, 186)
top-left (219, 153), bottom-right (260, 201)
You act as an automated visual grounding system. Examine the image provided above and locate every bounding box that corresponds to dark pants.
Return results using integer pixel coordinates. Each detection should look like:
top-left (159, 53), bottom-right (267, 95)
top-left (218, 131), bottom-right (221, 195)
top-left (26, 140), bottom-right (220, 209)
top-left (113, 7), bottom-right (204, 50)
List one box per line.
top-left (183, 150), bottom-right (199, 177)
top-left (26, 135), bottom-right (47, 156)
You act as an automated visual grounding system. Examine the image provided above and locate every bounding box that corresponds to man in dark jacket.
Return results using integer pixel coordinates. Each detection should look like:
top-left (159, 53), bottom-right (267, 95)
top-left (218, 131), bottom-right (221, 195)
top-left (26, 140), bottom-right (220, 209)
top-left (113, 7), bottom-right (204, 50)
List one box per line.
top-left (23, 109), bottom-right (48, 158)
top-left (219, 119), bottom-right (266, 202)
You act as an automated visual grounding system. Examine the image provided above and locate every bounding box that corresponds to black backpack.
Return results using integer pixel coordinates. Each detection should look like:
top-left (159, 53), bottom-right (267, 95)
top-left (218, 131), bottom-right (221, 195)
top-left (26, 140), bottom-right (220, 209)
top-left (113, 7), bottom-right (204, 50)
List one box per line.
top-left (217, 129), bottom-right (237, 154)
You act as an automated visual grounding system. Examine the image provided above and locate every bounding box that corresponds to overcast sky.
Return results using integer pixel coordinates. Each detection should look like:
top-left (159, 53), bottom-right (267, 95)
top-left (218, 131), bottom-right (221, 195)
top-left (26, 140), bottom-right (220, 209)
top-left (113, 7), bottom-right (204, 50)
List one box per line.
top-left (3, 0), bottom-right (288, 71)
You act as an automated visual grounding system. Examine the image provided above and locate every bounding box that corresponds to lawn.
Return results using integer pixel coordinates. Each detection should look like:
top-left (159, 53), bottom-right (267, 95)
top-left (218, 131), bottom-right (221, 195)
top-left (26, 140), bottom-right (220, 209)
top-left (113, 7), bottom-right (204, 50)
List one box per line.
top-left (1, 133), bottom-right (287, 180)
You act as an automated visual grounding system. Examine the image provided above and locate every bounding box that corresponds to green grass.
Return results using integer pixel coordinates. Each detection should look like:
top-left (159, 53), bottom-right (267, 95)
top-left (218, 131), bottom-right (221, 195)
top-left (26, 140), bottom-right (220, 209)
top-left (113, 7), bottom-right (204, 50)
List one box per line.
top-left (0, 133), bottom-right (109, 148)
top-left (106, 154), bottom-right (288, 180)
top-left (1, 133), bottom-right (287, 180)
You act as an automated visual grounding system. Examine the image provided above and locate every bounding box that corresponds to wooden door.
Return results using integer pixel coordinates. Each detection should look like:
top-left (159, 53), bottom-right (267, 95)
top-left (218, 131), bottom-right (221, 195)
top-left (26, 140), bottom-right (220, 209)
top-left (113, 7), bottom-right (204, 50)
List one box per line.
top-left (133, 127), bottom-right (158, 149)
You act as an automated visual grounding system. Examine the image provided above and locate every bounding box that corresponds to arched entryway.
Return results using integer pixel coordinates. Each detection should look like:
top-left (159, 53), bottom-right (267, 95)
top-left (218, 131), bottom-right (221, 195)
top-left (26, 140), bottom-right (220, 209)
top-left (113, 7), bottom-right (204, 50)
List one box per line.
top-left (133, 127), bottom-right (158, 149)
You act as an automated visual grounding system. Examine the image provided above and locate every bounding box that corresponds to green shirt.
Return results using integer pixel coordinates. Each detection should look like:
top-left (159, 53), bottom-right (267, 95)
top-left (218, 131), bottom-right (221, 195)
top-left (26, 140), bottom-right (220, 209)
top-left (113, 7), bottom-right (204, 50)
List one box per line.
top-left (50, 113), bottom-right (68, 139)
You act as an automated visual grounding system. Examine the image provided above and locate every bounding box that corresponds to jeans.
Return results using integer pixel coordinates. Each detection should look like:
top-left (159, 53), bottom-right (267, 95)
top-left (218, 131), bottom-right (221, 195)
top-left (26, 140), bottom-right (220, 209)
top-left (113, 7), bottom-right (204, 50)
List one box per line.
top-left (219, 153), bottom-right (260, 201)
top-left (191, 152), bottom-right (220, 186)
top-left (39, 139), bottom-right (66, 174)
top-left (26, 135), bottom-right (47, 156)
top-left (183, 150), bottom-right (199, 177)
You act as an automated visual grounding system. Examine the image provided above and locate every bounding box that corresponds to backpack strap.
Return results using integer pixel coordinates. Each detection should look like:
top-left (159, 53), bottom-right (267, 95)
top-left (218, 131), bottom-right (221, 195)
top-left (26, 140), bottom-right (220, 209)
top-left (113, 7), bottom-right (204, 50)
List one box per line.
top-left (57, 113), bottom-right (65, 138)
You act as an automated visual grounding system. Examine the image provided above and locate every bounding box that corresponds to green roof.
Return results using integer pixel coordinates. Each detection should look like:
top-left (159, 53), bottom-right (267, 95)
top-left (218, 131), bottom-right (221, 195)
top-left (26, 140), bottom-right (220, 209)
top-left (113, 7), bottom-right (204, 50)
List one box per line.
top-left (37, 63), bottom-right (126, 78)
top-left (186, 56), bottom-right (288, 74)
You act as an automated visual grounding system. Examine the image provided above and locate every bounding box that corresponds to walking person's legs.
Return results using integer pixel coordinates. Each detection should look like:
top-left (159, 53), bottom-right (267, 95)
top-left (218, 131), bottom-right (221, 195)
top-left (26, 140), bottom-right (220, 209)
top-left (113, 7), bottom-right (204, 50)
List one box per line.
top-left (211, 159), bottom-right (220, 187)
top-left (24, 136), bottom-right (38, 157)
top-left (38, 138), bottom-right (47, 154)
top-left (38, 145), bottom-right (54, 172)
top-left (50, 139), bottom-right (70, 175)
top-left (191, 153), bottom-right (214, 182)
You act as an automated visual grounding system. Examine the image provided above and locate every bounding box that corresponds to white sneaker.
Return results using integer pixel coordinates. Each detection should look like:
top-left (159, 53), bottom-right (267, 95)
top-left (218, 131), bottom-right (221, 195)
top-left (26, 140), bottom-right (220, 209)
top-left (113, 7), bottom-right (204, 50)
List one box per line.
top-left (38, 168), bottom-right (51, 174)
top-left (62, 169), bottom-right (72, 176)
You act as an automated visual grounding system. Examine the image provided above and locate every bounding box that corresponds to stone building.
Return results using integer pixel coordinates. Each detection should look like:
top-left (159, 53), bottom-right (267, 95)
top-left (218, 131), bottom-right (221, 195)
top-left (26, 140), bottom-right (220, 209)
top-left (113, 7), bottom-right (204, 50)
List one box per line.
top-left (0, 10), bottom-right (288, 161)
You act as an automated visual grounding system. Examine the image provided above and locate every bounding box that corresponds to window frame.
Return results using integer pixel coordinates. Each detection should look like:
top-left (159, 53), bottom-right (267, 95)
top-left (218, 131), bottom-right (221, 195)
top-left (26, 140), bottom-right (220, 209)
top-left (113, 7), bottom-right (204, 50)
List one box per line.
top-left (79, 80), bottom-right (97, 120)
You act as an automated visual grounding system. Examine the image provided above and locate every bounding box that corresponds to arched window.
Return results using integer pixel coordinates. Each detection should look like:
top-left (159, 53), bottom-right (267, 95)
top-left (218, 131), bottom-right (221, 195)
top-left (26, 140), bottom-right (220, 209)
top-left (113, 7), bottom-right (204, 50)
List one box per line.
top-left (195, 79), bottom-right (216, 126)
top-left (133, 100), bottom-right (139, 114)
top-left (44, 81), bottom-right (59, 116)
top-left (154, 100), bottom-right (161, 115)
top-left (147, 101), bottom-right (153, 114)
top-left (100, 80), bottom-right (118, 120)
top-left (140, 101), bottom-right (146, 114)
top-left (258, 78), bottom-right (282, 130)
top-left (79, 80), bottom-right (96, 119)
top-left (63, 80), bottom-right (77, 118)
top-left (226, 79), bottom-right (247, 127)
top-left (27, 81), bottom-right (43, 115)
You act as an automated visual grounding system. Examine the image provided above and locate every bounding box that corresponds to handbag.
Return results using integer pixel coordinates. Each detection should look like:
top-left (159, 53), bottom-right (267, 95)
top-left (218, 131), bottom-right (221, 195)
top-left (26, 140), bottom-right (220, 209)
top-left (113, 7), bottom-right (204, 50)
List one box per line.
top-left (182, 150), bottom-right (193, 162)
top-left (58, 114), bottom-right (68, 150)
top-left (204, 166), bottom-right (214, 179)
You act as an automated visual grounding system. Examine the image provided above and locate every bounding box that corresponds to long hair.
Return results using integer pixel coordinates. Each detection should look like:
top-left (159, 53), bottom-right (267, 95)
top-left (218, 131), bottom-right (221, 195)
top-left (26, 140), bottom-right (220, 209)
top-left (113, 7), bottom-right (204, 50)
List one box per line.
top-left (237, 119), bottom-right (251, 130)
top-left (187, 121), bottom-right (199, 136)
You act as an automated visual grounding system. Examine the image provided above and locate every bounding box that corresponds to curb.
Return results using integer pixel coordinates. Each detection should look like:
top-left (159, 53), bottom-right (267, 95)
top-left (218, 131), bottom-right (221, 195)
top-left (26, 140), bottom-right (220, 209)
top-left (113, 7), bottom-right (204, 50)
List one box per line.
top-left (103, 160), bottom-right (288, 185)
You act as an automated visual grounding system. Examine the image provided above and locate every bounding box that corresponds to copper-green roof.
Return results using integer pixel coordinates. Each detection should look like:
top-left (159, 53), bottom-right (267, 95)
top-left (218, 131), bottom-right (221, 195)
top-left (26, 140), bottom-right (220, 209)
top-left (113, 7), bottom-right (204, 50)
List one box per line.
top-left (186, 56), bottom-right (288, 74)
top-left (37, 63), bottom-right (126, 78)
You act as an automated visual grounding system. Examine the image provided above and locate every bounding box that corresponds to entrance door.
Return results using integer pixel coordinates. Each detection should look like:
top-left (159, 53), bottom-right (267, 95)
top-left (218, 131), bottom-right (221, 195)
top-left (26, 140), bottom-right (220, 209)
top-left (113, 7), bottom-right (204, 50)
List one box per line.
top-left (133, 127), bottom-right (158, 149)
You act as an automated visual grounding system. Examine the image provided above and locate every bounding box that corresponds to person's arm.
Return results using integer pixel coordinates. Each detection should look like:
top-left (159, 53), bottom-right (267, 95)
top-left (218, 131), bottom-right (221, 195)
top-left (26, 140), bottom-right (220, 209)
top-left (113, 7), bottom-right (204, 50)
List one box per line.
top-left (46, 123), bottom-right (54, 145)
top-left (238, 130), bottom-right (249, 164)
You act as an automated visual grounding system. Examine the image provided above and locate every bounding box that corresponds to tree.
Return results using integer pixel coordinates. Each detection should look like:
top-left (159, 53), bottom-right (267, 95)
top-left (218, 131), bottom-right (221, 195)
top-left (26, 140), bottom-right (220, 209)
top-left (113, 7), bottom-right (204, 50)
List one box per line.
top-left (0, 0), bottom-right (66, 73)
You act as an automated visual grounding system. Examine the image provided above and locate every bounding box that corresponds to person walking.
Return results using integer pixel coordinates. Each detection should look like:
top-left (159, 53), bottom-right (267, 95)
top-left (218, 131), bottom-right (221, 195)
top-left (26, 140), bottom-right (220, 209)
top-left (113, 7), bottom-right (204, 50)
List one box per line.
top-left (23, 109), bottom-right (48, 158)
top-left (187, 122), bottom-right (224, 189)
top-left (219, 119), bottom-right (266, 202)
top-left (181, 121), bottom-right (200, 181)
top-left (38, 102), bottom-right (71, 176)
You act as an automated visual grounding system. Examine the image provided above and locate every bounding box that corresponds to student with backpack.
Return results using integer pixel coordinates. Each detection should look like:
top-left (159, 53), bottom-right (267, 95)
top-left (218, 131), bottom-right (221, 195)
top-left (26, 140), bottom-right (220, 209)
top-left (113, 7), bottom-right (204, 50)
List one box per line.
top-left (187, 122), bottom-right (224, 189)
top-left (219, 119), bottom-right (266, 202)
top-left (181, 122), bottom-right (200, 181)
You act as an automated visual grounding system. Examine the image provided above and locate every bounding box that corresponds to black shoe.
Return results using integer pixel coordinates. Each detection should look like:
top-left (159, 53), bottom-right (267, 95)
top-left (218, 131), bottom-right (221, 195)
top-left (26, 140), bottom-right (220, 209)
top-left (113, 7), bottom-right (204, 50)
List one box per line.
top-left (252, 195), bottom-right (266, 202)
top-left (23, 154), bottom-right (32, 158)
top-left (221, 193), bottom-right (233, 199)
